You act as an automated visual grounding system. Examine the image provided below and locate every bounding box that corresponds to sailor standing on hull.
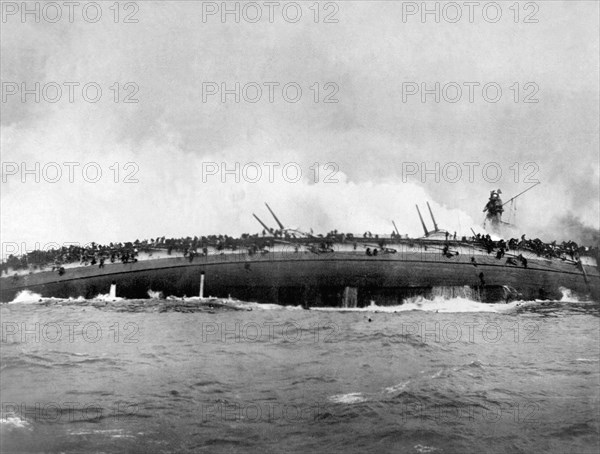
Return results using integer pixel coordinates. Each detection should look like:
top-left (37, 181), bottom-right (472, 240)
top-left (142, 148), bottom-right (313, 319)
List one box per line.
top-left (483, 189), bottom-right (504, 227)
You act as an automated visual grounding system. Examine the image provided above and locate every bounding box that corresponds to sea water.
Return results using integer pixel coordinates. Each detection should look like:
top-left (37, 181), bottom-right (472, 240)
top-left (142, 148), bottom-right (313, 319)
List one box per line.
top-left (1, 292), bottom-right (598, 453)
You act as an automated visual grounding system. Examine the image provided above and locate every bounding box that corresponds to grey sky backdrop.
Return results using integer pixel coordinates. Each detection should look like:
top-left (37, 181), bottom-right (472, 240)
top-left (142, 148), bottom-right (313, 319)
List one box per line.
top-left (1, 1), bottom-right (599, 248)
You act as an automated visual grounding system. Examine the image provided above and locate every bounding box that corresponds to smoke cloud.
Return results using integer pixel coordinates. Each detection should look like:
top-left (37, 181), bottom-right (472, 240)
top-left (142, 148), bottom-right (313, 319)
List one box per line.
top-left (1, 1), bottom-right (598, 249)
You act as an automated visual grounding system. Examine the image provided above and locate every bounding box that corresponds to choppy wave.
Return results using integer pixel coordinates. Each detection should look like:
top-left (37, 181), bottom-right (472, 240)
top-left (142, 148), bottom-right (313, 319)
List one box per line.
top-left (2, 292), bottom-right (598, 454)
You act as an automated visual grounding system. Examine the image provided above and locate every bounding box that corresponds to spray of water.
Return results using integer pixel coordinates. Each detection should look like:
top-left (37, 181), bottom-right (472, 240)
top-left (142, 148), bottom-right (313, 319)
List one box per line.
top-left (8, 290), bottom-right (43, 304)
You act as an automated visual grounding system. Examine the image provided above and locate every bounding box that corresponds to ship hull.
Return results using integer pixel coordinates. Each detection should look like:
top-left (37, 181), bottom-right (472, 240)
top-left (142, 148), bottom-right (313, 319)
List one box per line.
top-left (2, 250), bottom-right (598, 305)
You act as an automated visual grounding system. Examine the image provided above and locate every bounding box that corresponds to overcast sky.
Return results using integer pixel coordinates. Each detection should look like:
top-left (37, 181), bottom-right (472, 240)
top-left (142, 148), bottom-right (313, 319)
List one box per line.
top-left (1, 1), bottom-right (598, 250)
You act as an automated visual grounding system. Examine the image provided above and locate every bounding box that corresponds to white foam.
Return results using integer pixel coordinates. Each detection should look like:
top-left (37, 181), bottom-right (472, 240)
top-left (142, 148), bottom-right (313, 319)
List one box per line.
top-left (414, 444), bottom-right (439, 453)
top-left (8, 290), bottom-right (43, 304)
top-left (396, 296), bottom-right (507, 313)
top-left (147, 289), bottom-right (163, 299)
top-left (312, 296), bottom-right (516, 313)
top-left (68, 429), bottom-right (127, 436)
top-left (0, 415), bottom-right (31, 431)
top-left (558, 287), bottom-right (581, 302)
top-left (383, 381), bottom-right (410, 394)
top-left (94, 293), bottom-right (124, 302)
top-left (431, 369), bottom-right (444, 379)
top-left (239, 302), bottom-right (304, 311)
top-left (328, 392), bottom-right (368, 404)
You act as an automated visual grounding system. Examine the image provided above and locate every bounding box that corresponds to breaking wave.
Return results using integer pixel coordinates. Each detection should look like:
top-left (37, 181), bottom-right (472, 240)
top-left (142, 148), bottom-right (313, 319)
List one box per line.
top-left (236, 302), bottom-right (304, 311)
top-left (311, 297), bottom-right (516, 313)
top-left (7, 289), bottom-right (136, 305)
top-left (558, 286), bottom-right (582, 302)
top-left (5, 289), bottom-right (593, 311)
top-left (8, 290), bottom-right (44, 304)
top-left (93, 293), bottom-right (124, 302)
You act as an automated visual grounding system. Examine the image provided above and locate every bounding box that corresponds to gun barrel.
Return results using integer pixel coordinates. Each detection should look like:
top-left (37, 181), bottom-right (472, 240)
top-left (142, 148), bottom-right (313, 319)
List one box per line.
top-left (415, 205), bottom-right (429, 237)
top-left (253, 214), bottom-right (272, 232)
top-left (265, 203), bottom-right (285, 230)
top-left (392, 220), bottom-right (400, 236)
top-left (426, 202), bottom-right (439, 232)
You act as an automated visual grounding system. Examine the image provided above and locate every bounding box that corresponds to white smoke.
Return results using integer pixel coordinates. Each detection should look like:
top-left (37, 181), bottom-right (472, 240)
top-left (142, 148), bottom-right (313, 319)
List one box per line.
top-left (1, 2), bottom-right (598, 246)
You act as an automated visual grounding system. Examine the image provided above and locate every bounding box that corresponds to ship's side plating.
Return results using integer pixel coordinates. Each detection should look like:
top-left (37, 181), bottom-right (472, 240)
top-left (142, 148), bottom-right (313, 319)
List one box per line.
top-left (2, 244), bottom-right (598, 304)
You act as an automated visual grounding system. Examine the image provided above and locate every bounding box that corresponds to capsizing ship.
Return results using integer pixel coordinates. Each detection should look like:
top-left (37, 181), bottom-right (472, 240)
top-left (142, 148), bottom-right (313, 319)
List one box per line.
top-left (1, 186), bottom-right (598, 305)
